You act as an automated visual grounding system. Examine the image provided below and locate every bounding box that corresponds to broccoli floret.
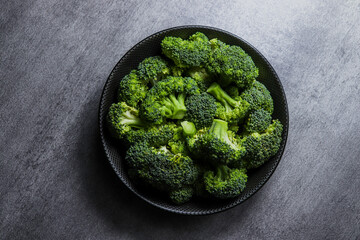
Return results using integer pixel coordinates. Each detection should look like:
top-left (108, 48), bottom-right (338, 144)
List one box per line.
top-left (125, 143), bottom-right (198, 191)
top-left (140, 76), bottom-right (200, 124)
top-left (137, 56), bottom-right (170, 85)
top-left (207, 39), bottom-right (258, 88)
top-left (117, 70), bottom-right (148, 107)
top-left (126, 123), bottom-right (178, 147)
top-left (240, 81), bottom-right (274, 114)
top-left (170, 65), bottom-right (184, 77)
top-left (161, 32), bottom-right (211, 68)
top-left (167, 123), bottom-right (190, 155)
top-left (207, 82), bottom-right (249, 124)
top-left (186, 67), bottom-right (213, 92)
top-left (107, 102), bottom-right (181, 146)
top-left (244, 109), bottom-right (272, 133)
top-left (204, 165), bottom-right (247, 199)
top-left (169, 186), bottom-right (194, 204)
top-left (243, 120), bottom-right (283, 169)
top-left (106, 102), bottom-right (145, 139)
top-left (187, 119), bottom-right (246, 165)
top-left (185, 93), bottom-right (217, 129)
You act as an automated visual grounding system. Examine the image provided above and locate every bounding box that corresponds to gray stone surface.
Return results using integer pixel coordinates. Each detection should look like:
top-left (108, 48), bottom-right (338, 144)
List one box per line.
top-left (1, 0), bottom-right (360, 239)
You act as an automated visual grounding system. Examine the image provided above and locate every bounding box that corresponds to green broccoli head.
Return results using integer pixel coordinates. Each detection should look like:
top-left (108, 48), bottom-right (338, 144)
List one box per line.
top-left (186, 67), bottom-right (213, 92)
top-left (106, 102), bottom-right (145, 140)
top-left (169, 186), bottom-right (194, 204)
top-left (243, 119), bottom-right (283, 169)
top-left (185, 93), bottom-right (217, 129)
top-left (207, 39), bottom-right (258, 88)
top-left (126, 122), bottom-right (178, 147)
top-left (140, 76), bottom-right (200, 124)
top-left (244, 109), bottom-right (272, 133)
top-left (125, 142), bottom-right (198, 191)
top-left (207, 82), bottom-right (250, 124)
top-left (137, 56), bottom-right (170, 85)
top-left (161, 32), bottom-right (211, 68)
top-left (117, 70), bottom-right (148, 107)
top-left (187, 119), bottom-right (246, 165)
top-left (204, 165), bottom-right (248, 199)
top-left (240, 81), bottom-right (274, 114)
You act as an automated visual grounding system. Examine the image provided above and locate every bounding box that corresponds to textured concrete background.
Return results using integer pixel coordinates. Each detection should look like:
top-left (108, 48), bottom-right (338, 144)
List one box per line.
top-left (1, 0), bottom-right (360, 239)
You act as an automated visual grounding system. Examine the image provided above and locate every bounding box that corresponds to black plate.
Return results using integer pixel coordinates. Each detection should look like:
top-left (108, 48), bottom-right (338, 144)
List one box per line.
top-left (98, 25), bottom-right (289, 215)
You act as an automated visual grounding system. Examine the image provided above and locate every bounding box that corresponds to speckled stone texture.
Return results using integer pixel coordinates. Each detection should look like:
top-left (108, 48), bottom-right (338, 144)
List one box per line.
top-left (1, 0), bottom-right (359, 239)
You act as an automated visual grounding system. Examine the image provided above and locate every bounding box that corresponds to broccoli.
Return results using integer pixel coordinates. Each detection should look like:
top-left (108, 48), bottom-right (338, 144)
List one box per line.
top-left (126, 123), bottom-right (179, 147)
top-left (125, 142), bottom-right (198, 191)
top-left (161, 32), bottom-right (211, 68)
top-left (240, 80), bottom-right (274, 114)
top-left (107, 32), bottom-right (284, 205)
top-left (186, 67), bottom-right (213, 92)
top-left (169, 186), bottom-right (194, 204)
top-left (204, 165), bottom-right (248, 199)
top-left (170, 65), bottom-right (184, 77)
top-left (167, 123), bottom-right (190, 155)
top-left (185, 93), bottom-right (217, 129)
top-left (137, 56), bottom-right (170, 85)
top-left (106, 102), bottom-right (145, 140)
top-left (207, 82), bottom-right (249, 124)
top-left (107, 102), bottom-right (183, 146)
top-left (243, 119), bottom-right (283, 169)
top-left (117, 70), bottom-right (148, 107)
top-left (140, 76), bottom-right (200, 124)
top-left (187, 119), bottom-right (246, 165)
top-left (244, 109), bottom-right (272, 134)
top-left (207, 38), bottom-right (258, 88)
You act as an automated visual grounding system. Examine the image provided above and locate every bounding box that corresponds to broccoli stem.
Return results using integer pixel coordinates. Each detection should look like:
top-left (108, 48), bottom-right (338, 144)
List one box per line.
top-left (163, 93), bottom-right (187, 119)
top-left (181, 121), bottom-right (197, 136)
top-left (209, 119), bottom-right (237, 149)
top-left (207, 83), bottom-right (237, 112)
top-left (120, 111), bottom-right (145, 129)
top-left (216, 165), bottom-right (230, 181)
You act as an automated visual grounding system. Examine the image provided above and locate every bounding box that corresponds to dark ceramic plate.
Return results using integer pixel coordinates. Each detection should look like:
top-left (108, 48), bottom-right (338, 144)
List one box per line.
top-left (99, 25), bottom-right (289, 215)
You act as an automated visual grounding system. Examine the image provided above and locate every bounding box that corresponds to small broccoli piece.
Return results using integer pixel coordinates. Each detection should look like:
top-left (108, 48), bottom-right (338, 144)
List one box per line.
top-left (207, 82), bottom-right (249, 124)
top-left (167, 124), bottom-right (190, 155)
top-left (240, 81), bottom-right (274, 114)
top-left (126, 123), bottom-right (178, 147)
top-left (106, 102), bottom-right (145, 140)
top-left (186, 67), bottom-right (213, 92)
top-left (125, 143), bottom-right (198, 191)
top-left (168, 139), bottom-right (189, 155)
top-left (204, 165), bottom-right (247, 199)
top-left (161, 32), bottom-right (211, 68)
top-left (117, 70), bottom-right (148, 107)
top-left (137, 56), bottom-right (170, 85)
top-left (207, 39), bottom-right (258, 88)
top-left (243, 120), bottom-right (283, 169)
top-left (169, 186), bottom-right (194, 204)
top-left (185, 93), bottom-right (217, 129)
top-left (170, 65), bottom-right (184, 77)
top-left (140, 76), bottom-right (200, 124)
top-left (187, 119), bottom-right (246, 165)
top-left (244, 109), bottom-right (272, 133)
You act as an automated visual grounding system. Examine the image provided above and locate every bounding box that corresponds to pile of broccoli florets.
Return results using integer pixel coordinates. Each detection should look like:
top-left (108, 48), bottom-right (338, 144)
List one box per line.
top-left (107, 32), bottom-right (283, 204)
